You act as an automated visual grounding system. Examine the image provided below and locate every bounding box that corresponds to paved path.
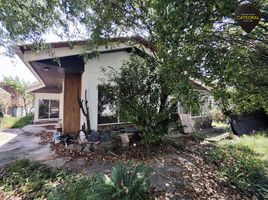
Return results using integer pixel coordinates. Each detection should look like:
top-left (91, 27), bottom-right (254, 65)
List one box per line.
top-left (0, 125), bottom-right (60, 167)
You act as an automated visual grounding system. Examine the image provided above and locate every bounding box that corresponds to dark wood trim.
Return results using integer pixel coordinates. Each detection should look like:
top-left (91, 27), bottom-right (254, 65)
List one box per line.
top-left (63, 73), bottom-right (81, 136)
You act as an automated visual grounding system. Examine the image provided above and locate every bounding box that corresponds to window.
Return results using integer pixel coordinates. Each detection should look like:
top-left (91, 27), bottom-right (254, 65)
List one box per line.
top-left (98, 85), bottom-right (119, 124)
top-left (38, 99), bottom-right (59, 119)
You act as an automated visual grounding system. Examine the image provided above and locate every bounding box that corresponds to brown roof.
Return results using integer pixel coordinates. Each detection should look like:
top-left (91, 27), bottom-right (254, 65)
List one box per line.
top-left (30, 86), bottom-right (62, 93)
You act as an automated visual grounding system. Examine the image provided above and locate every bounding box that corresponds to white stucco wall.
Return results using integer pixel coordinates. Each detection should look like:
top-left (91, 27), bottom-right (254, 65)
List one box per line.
top-left (34, 93), bottom-right (63, 122)
top-left (81, 51), bottom-right (131, 130)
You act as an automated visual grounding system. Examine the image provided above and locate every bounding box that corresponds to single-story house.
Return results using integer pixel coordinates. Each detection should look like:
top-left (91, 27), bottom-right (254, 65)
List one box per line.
top-left (13, 37), bottom-right (211, 136)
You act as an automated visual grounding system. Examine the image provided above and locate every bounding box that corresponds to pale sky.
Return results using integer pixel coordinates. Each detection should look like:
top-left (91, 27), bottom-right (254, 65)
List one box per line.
top-left (0, 54), bottom-right (37, 83)
top-left (0, 32), bottom-right (63, 84)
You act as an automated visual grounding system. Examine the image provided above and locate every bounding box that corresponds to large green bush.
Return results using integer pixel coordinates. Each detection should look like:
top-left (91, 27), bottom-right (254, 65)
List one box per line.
top-left (102, 56), bottom-right (200, 145)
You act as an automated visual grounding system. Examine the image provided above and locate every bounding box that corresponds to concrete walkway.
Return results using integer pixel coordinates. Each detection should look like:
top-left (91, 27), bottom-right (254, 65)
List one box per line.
top-left (0, 125), bottom-right (60, 167)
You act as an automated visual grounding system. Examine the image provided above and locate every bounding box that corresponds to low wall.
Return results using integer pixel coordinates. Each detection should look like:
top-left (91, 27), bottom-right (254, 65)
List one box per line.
top-left (97, 122), bottom-right (133, 132)
top-left (191, 115), bottom-right (212, 130)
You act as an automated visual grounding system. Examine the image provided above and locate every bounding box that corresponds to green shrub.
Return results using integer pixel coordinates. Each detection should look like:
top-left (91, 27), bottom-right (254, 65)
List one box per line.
top-left (48, 176), bottom-right (94, 200)
top-left (0, 114), bottom-right (33, 128)
top-left (48, 161), bottom-right (152, 200)
top-left (204, 145), bottom-right (268, 199)
top-left (11, 114), bottom-right (33, 128)
top-left (90, 161), bottom-right (152, 200)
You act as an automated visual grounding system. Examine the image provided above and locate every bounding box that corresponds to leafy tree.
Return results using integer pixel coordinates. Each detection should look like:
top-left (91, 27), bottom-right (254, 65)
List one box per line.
top-left (3, 76), bottom-right (34, 116)
top-left (0, 102), bottom-right (4, 118)
top-left (102, 56), bottom-right (200, 144)
top-left (0, 0), bottom-right (267, 138)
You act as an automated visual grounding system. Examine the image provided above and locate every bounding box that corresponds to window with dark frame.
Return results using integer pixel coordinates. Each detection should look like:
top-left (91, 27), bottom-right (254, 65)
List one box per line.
top-left (38, 99), bottom-right (60, 119)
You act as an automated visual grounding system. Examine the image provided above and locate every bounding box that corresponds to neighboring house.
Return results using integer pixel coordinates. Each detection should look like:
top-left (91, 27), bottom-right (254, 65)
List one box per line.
top-left (0, 83), bottom-right (26, 117)
top-left (13, 37), bottom-right (211, 135)
top-left (0, 87), bottom-right (12, 115)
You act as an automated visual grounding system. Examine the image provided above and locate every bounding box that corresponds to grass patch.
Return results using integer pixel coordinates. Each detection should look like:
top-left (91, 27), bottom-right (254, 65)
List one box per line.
top-left (0, 114), bottom-right (33, 128)
top-left (47, 176), bottom-right (94, 200)
top-left (212, 121), bottom-right (229, 128)
top-left (204, 133), bottom-right (268, 199)
top-left (0, 159), bottom-right (70, 200)
top-left (48, 161), bottom-right (152, 200)
top-left (0, 160), bottom-right (152, 200)
top-left (220, 133), bottom-right (268, 170)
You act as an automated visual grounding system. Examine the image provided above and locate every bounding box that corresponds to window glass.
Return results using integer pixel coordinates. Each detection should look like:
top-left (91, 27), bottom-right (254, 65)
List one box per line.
top-left (38, 99), bottom-right (49, 119)
top-left (38, 99), bottom-right (60, 119)
top-left (50, 100), bottom-right (60, 118)
top-left (98, 85), bottom-right (118, 124)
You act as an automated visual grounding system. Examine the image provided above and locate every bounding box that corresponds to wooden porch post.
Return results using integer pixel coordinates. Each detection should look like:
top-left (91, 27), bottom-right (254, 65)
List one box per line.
top-left (63, 73), bottom-right (81, 136)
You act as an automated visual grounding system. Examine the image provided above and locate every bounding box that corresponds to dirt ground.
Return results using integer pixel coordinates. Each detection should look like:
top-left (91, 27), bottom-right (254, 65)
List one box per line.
top-left (0, 125), bottom-right (247, 199)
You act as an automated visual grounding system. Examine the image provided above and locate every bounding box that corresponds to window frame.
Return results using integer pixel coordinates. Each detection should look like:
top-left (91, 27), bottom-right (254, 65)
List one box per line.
top-left (97, 84), bottom-right (121, 125)
top-left (38, 99), bottom-right (60, 120)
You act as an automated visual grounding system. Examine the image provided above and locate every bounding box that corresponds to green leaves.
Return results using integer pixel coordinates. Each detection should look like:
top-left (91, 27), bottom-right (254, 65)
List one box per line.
top-left (90, 161), bottom-right (151, 200)
top-left (204, 144), bottom-right (268, 199)
top-left (1, 0), bottom-right (267, 117)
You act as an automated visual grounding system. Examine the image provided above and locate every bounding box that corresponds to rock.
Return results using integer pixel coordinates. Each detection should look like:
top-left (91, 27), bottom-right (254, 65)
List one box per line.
top-left (66, 144), bottom-right (75, 150)
top-left (75, 145), bottom-right (83, 152)
top-left (78, 131), bottom-right (88, 144)
top-left (100, 132), bottom-right (114, 142)
top-left (87, 131), bottom-right (100, 143)
top-left (43, 157), bottom-right (66, 168)
top-left (83, 144), bottom-right (91, 153)
top-left (91, 141), bottom-right (113, 153)
top-left (120, 134), bottom-right (129, 147)
top-left (92, 144), bottom-right (106, 153)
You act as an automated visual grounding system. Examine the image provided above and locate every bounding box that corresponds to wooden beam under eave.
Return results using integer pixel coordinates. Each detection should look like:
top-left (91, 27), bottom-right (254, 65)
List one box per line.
top-left (63, 73), bottom-right (81, 136)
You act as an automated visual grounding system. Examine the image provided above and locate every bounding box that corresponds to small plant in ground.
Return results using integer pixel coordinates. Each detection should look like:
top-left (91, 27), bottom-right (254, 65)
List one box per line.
top-left (90, 161), bottom-right (152, 200)
top-left (204, 145), bottom-right (268, 199)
